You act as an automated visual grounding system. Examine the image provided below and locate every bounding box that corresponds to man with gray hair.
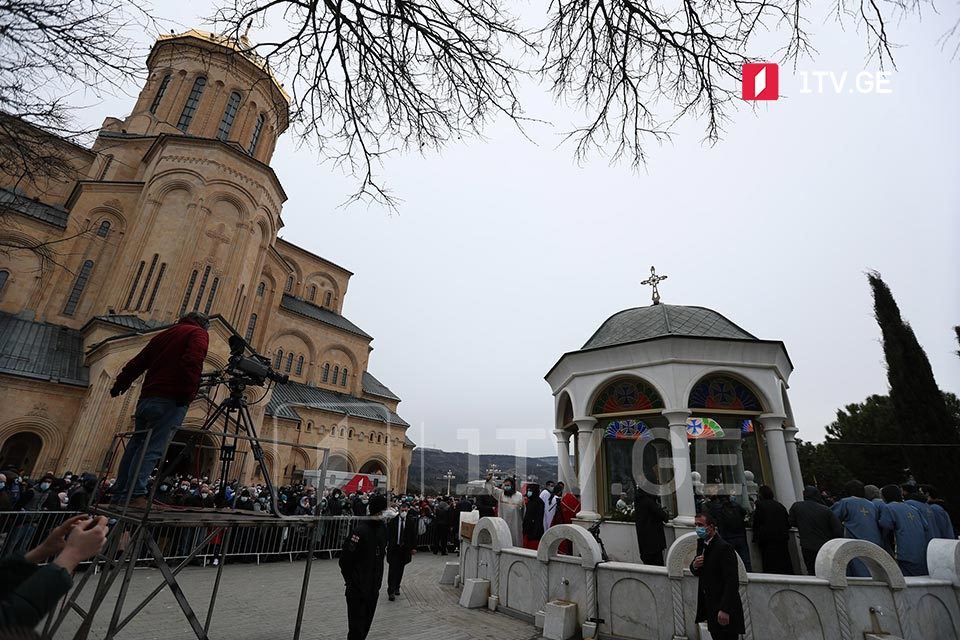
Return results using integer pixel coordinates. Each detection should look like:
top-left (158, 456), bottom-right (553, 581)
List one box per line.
top-left (110, 312), bottom-right (210, 509)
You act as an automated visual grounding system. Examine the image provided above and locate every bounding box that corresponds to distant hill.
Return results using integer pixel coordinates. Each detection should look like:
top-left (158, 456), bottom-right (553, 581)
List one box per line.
top-left (405, 448), bottom-right (559, 495)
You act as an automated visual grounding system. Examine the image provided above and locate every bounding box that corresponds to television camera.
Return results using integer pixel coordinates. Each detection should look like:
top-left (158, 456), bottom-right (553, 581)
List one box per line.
top-left (201, 334), bottom-right (289, 392)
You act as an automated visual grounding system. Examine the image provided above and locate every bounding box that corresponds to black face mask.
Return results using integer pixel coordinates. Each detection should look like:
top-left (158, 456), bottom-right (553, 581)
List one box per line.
top-left (503, 485), bottom-right (515, 495)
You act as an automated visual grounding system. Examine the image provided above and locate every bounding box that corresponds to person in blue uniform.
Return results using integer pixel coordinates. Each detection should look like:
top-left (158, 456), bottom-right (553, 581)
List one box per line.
top-left (340, 494), bottom-right (388, 640)
top-left (831, 480), bottom-right (884, 577)
top-left (878, 485), bottom-right (930, 576)
top-left (920, 485), bottom-right (956, 540)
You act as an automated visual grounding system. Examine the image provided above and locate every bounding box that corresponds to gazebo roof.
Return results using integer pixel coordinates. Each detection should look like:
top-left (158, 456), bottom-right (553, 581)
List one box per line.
top-left (583, 304), bottom-right (756, 350)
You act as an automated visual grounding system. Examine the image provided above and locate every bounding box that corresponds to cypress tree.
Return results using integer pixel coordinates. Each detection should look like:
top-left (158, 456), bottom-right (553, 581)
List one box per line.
top-left (867, 272), bottom-right (959, 520)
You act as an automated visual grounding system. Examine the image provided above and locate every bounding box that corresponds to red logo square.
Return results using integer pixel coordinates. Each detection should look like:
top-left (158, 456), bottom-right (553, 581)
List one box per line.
top-left (742, 63), bottom-right (779, 101)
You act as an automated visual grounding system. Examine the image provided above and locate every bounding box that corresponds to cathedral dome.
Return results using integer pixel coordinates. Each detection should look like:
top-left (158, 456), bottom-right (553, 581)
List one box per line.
top-left (582, 304), bottom-right (756, 349)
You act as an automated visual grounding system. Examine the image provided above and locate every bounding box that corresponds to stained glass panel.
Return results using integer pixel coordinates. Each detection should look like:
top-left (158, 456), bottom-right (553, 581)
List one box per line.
top-left (591, 378), bottom-right (664, 414)
top-left (687, 375), bottom-right (762, 411)
top-left (686, 417), bottom-right (725, 439)
top-left (603, 419), bottom-right (653, 440)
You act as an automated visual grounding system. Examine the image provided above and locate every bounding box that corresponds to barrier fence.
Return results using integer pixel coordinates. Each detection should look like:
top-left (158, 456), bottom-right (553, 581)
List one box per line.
top-left (0, 511), bottom-right (456, 566)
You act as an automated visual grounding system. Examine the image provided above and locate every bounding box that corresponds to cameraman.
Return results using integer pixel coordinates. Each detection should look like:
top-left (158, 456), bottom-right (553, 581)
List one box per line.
top-left (109, 312), bottom-right (210, 510)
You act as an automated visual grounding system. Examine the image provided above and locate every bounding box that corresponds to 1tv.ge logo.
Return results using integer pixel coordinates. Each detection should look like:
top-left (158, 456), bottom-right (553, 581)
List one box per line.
top-left (742, 63), bottom-right (779, 101)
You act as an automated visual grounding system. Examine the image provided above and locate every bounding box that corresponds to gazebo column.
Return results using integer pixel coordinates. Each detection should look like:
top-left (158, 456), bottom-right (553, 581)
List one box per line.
top-left (783, 425), bottom-right (804, 500)
top-left (573, 417), bottom-right (600, 521)
top-left (554, 429), bottom-right (576, 493)
top-left (760, 414), bottom-right (797, 504)
top-left (663, 410), bottom-right (696, 527)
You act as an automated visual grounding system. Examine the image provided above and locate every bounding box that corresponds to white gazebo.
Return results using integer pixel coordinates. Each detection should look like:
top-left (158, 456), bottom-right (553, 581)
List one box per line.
top-left (545, 275), bottom-right (803, 555)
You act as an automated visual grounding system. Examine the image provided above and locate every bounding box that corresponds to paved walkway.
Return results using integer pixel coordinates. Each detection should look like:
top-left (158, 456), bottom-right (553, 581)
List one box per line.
top-left (55, 552), bottom-right (539, 640)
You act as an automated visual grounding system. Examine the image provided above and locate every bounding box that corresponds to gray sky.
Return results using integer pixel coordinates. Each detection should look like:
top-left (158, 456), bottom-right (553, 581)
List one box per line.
top-left (80, 1), bottom-right (959, 456)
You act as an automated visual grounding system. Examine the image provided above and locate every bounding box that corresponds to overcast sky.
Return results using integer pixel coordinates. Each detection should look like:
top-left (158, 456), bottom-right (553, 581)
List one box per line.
top-left (79, 1), bottom-right (959, 457)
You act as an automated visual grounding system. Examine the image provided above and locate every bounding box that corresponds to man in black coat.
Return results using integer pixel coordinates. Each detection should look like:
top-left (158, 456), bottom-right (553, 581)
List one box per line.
top-left (386, 502), bottom-right (418, 600)
top-left (690, 512), bottom-right (745, 640)
top-left (789, 485), bottom-right (842, 575)
top-left (752, 485), bottom-right (793, 574)
top-left (340, 494), bottom-right (388, 640)
top-left (634, 488), bottom-right (669, 565)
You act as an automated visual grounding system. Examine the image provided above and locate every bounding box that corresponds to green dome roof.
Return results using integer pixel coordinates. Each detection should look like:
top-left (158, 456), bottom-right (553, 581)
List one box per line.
top-left (583, 304), bottom-right (756, 349)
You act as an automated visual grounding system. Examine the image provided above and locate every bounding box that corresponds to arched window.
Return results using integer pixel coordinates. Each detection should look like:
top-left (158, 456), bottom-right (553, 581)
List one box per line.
top-left (203, 277), bottom-right (220, 314)
top-left (96, 221), bottom-right (111, 237)
top-left (369, 433), bottom-right (374, 443)
top-left (306, 422), bottom-right (312, 433)
top-left (322, 363), bottom-right (329, 382)
top-left (248, 113), bottom-right (265, 155)
top-left (348, 429), bottom-right (354, 439)
top-left (63, 260), bottom-right (94, 316)
top-left (274, 349), bottom-right (283, 369)
top-left (179, 269), bottom-right (198, 316)
top-left (126, 261), bottom-right (145, 310)
top-left (376, 434), bottom-right (381, 443)
top-left (257, 282), bottom-right (265, 297)
top-left (177, 76), bottom-right (207, 132)
top-left (341, 368), bottom-right (348, 386)
top-left (135, 254), bottom-right (159, 311)
top-left (0, 270), bottom-right (8, 293)
top-left (145, 262), bottom-right (166, 311)
top-left (217, 91), bottom-right (242, 140)
top-left (332, 365), bottom-right (339, 384)
top-left (309, 285), bottom-right (317, 301)
top-left (340, 428), bottom-right (345, 437)
top-left (295, 355), bottom-right (304, 376)
top-left (285, 275), bottom-right (293, 292)
top-left (150, 74), bottom-right (171, 113)
top-left (192, 265), bottom-right (212, 312)
top-left (98, 155), bottom-right (113, 180)
top-left (324, 291), bottom-right (332, 307)
top-left (245, 313), bottom-right (257, 342)
top-left (285, 352), bottom-right (294, 373)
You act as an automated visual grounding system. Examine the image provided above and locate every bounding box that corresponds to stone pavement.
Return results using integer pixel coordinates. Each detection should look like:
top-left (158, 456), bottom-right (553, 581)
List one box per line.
top-left (56, 552), bottom-right (540, 640)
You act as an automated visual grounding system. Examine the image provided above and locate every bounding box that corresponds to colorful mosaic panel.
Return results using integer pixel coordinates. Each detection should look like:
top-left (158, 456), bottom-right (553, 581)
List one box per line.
top-left (686, 417), bottom-right (725, 439)
top-left (688, 376), bottom-right (763, 412)
top-left (592, 379), bottom-right (664, 414)
top-left (603, 419), bottom-right (653, 440)
top-left (741, 419), bottom-right (755, 434)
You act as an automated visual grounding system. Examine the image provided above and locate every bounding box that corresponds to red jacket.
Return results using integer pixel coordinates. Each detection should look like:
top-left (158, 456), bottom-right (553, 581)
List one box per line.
top-left (114, 318), bottom-right (209, 404)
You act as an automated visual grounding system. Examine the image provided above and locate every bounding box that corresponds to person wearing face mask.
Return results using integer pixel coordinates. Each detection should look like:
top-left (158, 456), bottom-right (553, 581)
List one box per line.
top-left (353, 492), bottom-right (370, 516)
top-left (540, 481), bottom-right (558, 534)
top-left (0, 473), bottom-right (11, 511)
top-left (485, 473), bottom-right (524, 547)
top-left (690, 512), bottom-right (745, 640)
top-left (521, 483), bottom-right (545, 550)
top-left (386, 502), bottom-right (418, 601)
top-left (326, 488), bottom-right (344, 516)
top-left (340, 494), bottom-right (388, 640)
top-left (9, 474), bottom-right (61, 554)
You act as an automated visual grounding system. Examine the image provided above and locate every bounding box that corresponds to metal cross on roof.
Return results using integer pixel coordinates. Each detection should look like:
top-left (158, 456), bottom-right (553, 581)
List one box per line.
top-left (641, 266), bottom-right (668, 305)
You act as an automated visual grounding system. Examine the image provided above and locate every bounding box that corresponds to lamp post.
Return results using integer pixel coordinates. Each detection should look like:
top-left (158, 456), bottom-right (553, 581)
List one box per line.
top-left (439, 470), bottom-right (456, 495)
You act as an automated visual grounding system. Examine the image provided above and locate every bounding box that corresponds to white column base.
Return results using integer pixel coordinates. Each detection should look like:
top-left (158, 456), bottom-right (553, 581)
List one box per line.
top-left (543, 601), bottom-right (579, 640)
top-left (459, 579), bottom-right (489, 608)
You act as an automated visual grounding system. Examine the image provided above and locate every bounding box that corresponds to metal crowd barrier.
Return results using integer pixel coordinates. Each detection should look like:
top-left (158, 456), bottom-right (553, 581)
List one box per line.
top-left (0, 511), bottom-right (460, 566)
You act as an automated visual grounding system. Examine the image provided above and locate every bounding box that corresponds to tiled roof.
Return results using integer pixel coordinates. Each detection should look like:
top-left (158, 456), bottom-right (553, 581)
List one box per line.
top-left (266, 380), bottom-right (409, 427)
top-left (0, 187), bottom-right (69, 229)
top-left (583, 304), bottom-right (756, 350)
top-left (0, 312), bottom-right (88, 386)
top-left (279, 294), bottom-right (372, 340)
top-left (403, 435), bottom-right (417, 448)
top-left (90, 315), bottom-right (156, 332)
top-left (361, 371), bottom-right (400, 401)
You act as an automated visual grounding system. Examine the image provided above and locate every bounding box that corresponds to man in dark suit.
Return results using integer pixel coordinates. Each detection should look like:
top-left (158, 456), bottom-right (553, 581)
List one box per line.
top-left (340, 494), bottom-right (388, 640)
top-left (690, 512), bottom-right (745, 640)
top-left (386, 501), bottom-right (418, 601)
top-left (634, 488), bottom-right (669, 565)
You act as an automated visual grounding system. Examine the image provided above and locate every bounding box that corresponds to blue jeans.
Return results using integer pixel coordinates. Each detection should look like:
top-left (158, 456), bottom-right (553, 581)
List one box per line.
top-left (113, 397), bottom-right (188, 499)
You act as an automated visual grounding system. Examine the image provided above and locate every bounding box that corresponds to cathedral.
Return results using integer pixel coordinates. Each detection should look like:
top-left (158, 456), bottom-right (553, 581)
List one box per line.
top-left (0, 30), bottom-right (413, 490)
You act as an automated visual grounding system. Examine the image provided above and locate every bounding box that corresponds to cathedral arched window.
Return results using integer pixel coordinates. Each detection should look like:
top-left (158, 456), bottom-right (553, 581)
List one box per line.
top-left (192, 265), bottom-right (212, 312)
top-left (296, 355), bottom-right (304, 376)
top-left (179, 269), bottom-right (198, 316)
top-left (341, 368), bottom-right (348, 386)
top-left (135, 254), bottom-right (159, 311)
top-left (217, 91), bottom-right (242, 140)
top-left (257, 282), bottom-right (265, 297)
top-left (324, 291), bottom-right (332, 307)
top-left (248, 113), bottom-right (265, 155)
top-left (150, 74), bottom-right (171, 113)
top-left (63, 260), bottom-right (94, 316)
top-left (285, 275), bottom-right (293, 292)
top-left (309, 285), bottom-right (317, 301)
top-left (274, 349), bottom-right (283, 369)
top-left (145, 262), bottom-right (166, 312)
top-left (322, 363), bottom-right (330, 382)
top-left (245, 314), bottom-right (257, 342)
top-left (0, 270), bottom-right (8, 294)
top-left (332, 365), bottom-right (339, 384)
top-left (177, 76), bottom-right (207, 132)
top-left (203, 277), bottom-right (220, 314)
top-left (97, 221), bottom-right (111, 237)
top-left (285, 353), bottom-right (294, 373)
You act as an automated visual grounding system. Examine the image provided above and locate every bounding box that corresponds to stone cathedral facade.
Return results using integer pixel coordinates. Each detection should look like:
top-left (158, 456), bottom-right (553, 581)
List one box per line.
top-left (0, 30), bottom-right (413, 490)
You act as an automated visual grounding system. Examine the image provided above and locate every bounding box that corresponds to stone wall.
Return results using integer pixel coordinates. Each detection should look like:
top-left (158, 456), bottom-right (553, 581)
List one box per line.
top-left (458, 517), bottom-right (960, 640)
